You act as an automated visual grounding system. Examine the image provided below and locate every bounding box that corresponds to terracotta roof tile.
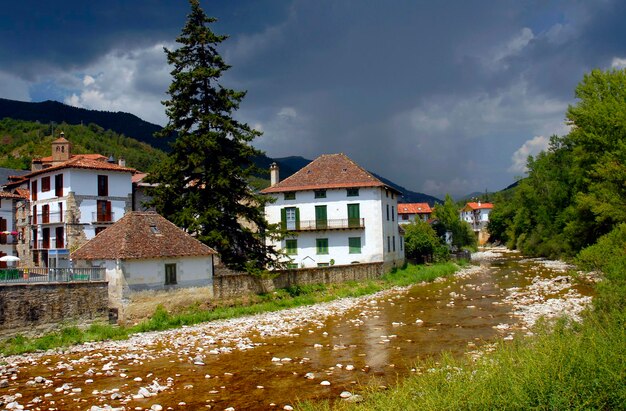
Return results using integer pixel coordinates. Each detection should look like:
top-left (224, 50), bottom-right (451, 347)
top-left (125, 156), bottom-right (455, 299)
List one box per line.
top-left (464, 202), bottom-right (494, 211)
top-left (71, 212), bottom-right (217, 261)
top-left (35, 153), bottom-right (109, 163)
top-left (0, 191), bottom-right (21, 199)
top-left (25, 156), bottom-right (135, 178)
top-left (261, 153), bottom-right (398, 194)
top-left (398, 203), bottom-right (432, 214)
top-left (14, 188), bottom-right (30, 199)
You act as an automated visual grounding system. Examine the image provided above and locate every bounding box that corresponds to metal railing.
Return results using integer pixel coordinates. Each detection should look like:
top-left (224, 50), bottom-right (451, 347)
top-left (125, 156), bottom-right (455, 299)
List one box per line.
top-left (291, 218), bottom-right (365, 231)
top-left (30, 212), bottom-right (63, 225)
top-left (91, 212), bottom-right (115, 223)
top-left (0, 267), bottom-right (106, 284)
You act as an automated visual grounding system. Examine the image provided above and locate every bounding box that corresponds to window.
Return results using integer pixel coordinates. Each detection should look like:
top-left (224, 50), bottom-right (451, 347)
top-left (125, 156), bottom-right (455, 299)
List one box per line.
top-left (287, 263), bottom-right (298, 269)
top-left (400, 236), bottom-right (404, 251)
top-left (55, 227), bottom-right (64, 249)
top-left (281, 207), bottom-right (299, 230)
top-left (31, 181), bottom-right (37, 201)
top-left (392, 206), bottom-right (395, 221)
top-left (55, 174), bottom-right (63, 197)
top-left (347, 203), bottom-right (360, 228)
top-left (315, 205), bottom-right (327, 229)
top-left (96, 200), bottom-right (112, 222)
top-left (58, 203), bottom-right (63, 222)
top-left (316, 238), bottom-right (329, 255)
top-left (347, 188), bottom-right (359, 197)
top-left (349, 237), bottom-right (361, 254)
top-left (314, 190), bottom-right (326, 198)
top-left (284, 192), bottom-right (296, 200)
top-left (317, 263), bottom-right (330, 267)
top-left (32, 230), bottom-right (37, 250)
top-left (393, 236), bottom-right (396, 252)
top-left (386, 190), bottom-right (389, 198)
top-left (387, 236), bottom-right (391, 252)
top-left (386, 204), bottom-right (390, 221)
top-left (98, 175), bottom-right (108, 196)
top-left (42, 227), bottom-right (50, 249)
top-left (41, 176), bottom-right (51, 192)
top-left (42, 204), bottom-right (50, 224)
top-left (150, 225), bottom-right (160, 234)
top-left (32, 205), bottom-right (37, 224)
top-left (165, 263), bottom-right (177, 285)
top-left (0, 218), bottom-right (6, 245)
top-left (95, 227), bottom-right (107, 236)
top-left (391, 192), bottom-right (395, 199)
top-left (285, 239), bottom-right (297, 255)
top-left (402, 214), bottom-right (409, 221)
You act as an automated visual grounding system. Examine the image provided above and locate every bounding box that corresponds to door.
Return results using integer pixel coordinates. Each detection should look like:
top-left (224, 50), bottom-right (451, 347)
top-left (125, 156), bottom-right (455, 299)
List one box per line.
top-left (347, 204), bottom-right (360, 228)
top-left (315, 205), bottom-right (327, 229)
top-left (285, 207), bottom-right (297, 231)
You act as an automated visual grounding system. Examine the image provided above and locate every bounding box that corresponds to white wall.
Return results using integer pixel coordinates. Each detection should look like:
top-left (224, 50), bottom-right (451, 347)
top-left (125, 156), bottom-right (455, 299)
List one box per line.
top-left (0, 198), bottom-right (16, 257)
top-left (266, 186), bottom-right (404, 267)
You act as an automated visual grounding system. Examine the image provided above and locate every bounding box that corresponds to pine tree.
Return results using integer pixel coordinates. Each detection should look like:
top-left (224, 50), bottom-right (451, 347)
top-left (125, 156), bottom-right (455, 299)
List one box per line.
top-left (148, 0), bottom-right (280, 271)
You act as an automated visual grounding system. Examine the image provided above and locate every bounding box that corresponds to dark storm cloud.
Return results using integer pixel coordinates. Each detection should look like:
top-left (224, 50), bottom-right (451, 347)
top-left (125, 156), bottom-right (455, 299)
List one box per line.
top-left (2, 0), bottom-right (626, 197)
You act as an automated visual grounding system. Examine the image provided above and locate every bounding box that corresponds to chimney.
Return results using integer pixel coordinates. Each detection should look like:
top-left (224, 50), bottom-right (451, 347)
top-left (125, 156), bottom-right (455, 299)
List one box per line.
top-left (118, 157), bottom-right (126, 167)
top-left (270, 162), bottom-right (279, 186)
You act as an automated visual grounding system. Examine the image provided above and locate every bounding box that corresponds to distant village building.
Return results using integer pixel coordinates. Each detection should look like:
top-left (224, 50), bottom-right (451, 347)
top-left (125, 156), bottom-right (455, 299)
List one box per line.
top-left (0, 191), bottom-right (22, 266)
top-left (261, 154), bottom-right (405, 270)
top-left (460, 201), bottom-right (494, 245)
top-left (71, 211), bottom-right (217, 311)
top-left (398, 203), bottom-right (432, 224)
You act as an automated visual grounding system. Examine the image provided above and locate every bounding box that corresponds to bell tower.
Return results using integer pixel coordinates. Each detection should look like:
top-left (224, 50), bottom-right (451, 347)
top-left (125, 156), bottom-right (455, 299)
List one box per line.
top-left (51, 131), bottom-right (71, 164)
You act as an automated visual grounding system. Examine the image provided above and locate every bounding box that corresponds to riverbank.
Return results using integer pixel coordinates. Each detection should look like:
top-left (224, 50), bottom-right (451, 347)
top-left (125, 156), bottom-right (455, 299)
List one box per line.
top-left (0, 262), bottom-right (463, 357)
top-left (302, 248), bottom-right (624, 411)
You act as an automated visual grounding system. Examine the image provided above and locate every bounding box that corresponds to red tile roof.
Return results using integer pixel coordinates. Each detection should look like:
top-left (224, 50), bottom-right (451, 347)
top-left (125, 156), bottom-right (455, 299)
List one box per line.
top-left (0, 191), bottom-right (21, 199)
top-left (463, 202), bottom-right (494, 211)
top-left (25, 156), bottom-right (135, 178)
top-left (261, 153), bottom-right (400, 194)
top-left (398, 203), bottom-right (432, 214)
top-left (35, 153), bottom-right (108, 163)
top-left (14, 188), bottom-right (30, 199)
top-left (71, 212), bottom-right (217, 261)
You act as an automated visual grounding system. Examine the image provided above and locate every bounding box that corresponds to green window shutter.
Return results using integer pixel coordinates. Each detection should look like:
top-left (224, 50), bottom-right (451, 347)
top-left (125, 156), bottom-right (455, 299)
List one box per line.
top-left (316, 238), bottom-right (328, 254)
top-left (348, 204), bottom-right (360, 227)
top-left (315, 205), bottom-right (327, 229)
top-left (295, 207), bottom-right (300, 230)
top-left (349, 237), bottom-right (361, 254)
top-left (286, 239), bottom-right (297, 255)
top-left (281, 208), bottom-right (287, 230)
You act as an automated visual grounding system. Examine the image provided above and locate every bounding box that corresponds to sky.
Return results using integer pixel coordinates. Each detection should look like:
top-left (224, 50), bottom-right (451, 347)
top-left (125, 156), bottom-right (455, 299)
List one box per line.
top-left (2, 1), bottom-right (626, 199)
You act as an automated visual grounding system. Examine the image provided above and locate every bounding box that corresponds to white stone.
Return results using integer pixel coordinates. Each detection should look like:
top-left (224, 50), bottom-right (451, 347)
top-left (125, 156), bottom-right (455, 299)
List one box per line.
top-left (320, 380), bottom-right (331, 386)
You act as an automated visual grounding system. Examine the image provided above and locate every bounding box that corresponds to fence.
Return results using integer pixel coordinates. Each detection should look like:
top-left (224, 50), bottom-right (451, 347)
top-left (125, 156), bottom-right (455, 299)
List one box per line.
top-left (0, 267), bottom-right (106, 284)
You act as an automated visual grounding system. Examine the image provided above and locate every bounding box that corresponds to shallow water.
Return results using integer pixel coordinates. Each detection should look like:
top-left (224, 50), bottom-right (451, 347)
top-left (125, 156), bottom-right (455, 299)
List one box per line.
top-left (0, 251), bottom-right (593, 410)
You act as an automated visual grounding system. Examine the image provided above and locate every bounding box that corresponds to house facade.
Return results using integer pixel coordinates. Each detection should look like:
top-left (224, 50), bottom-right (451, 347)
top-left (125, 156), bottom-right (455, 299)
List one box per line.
top-left (71, 212), bottom-right (217, 311)
top-left (398, 203), bottom-right (432, 224)
top-left (261, 154), bottom-right (405, 270)
top-left (460, 201), bottom-right (493, 245)
top-left (0, 191), bottom-right (21, 266)
top-left (24, 137), bottom-right (135, 268)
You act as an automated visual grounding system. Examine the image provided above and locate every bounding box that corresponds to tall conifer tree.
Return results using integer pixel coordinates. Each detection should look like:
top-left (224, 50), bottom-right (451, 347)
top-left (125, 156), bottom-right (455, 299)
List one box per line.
top-left (149, 0), bottom-right (279, 270)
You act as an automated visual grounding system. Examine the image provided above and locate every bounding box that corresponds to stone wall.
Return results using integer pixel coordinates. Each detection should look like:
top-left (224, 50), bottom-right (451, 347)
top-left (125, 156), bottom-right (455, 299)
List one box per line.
top-left (0, 282), bottom-right (109, 338)
top-left (213, 262), bottom-right (385, 299)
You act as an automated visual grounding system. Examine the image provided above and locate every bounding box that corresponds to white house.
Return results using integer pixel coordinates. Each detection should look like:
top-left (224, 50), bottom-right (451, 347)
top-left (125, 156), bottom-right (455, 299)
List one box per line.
top-left (459, 201), bottom-right (493, 231)
top-left (0, 191), bottom-right (21, 265)
top-left (398, 203), bottom-right (432, 224)
top-left (24, 136), bottom-right (135, 268)
top-left (261, 154), bottom-right (405, 270)
top-left (71, 211), bottom-right (217, 310)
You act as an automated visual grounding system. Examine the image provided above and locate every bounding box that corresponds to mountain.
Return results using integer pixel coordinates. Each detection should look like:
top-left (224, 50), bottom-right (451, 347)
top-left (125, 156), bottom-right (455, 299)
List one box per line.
top-left (0, 98), bottom-right (172, 151)
top-left (0, 98), bottom-right (442, 204)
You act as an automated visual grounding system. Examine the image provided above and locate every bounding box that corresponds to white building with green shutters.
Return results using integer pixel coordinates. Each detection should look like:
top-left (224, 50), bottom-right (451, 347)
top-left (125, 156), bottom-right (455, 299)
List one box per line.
top-left (261, 153), bottom-right (405, 270)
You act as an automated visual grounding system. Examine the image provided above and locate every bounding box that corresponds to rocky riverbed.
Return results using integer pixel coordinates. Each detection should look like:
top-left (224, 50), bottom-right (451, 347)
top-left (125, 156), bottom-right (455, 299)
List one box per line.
top-left (0, 250), bottom-right (596, 410)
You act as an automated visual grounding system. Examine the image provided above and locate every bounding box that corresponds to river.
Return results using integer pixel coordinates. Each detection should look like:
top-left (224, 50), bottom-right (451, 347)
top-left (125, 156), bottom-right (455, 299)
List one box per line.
top-left (0, 249), bottom-right (594, 410)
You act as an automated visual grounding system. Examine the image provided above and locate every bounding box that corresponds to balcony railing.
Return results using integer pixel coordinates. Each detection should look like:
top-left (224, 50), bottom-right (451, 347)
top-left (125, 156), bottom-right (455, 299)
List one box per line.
top-left (290, 218), bottom-right (365, 231)
top-left (0, 267), bottom-right (106, 284)
top-left (0, 234), bottom-right (18, 245)
top-left (31, 240), bottom-right (65, 250)
top-left (30, 212), bottom-right (63, 225)
top-left (92, 212), bottom-right (115, 223)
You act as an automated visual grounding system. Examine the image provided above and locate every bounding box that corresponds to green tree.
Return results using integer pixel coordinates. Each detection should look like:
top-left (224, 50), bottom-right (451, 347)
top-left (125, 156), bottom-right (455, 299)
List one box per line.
top-left (147, 0), bottom-right (280, 271)
top-left (404, 220), bottom-right (447, 262)
top-left (432, 194), bottom-right (477, 249)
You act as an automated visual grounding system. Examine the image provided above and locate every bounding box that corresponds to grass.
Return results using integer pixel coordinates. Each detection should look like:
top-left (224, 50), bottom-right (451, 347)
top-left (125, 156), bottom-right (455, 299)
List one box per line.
top-left (0, 261), bottom-right (460, 356)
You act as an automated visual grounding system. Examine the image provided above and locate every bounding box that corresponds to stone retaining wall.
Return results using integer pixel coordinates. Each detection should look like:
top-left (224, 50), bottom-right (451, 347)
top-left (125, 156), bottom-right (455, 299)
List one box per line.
top-left (213, 262), bottom-right (385, 299)
top-left (0, 282), bottom-right (109, 338)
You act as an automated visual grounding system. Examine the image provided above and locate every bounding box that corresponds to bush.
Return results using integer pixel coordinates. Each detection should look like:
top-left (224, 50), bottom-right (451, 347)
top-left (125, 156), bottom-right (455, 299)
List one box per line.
top-left (404, 220), bottom-right (445, 262)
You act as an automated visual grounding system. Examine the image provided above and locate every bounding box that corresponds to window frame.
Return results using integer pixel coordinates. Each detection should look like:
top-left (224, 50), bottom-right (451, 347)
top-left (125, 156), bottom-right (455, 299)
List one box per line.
top-left (316, 238), bottom-right (329, 255)
top-left (97, 175), bottom-right (109, 197)
top-left (347, 188), bottom-right (359, 197)
top-left (165, 263), bottom-right (177, 285)
top-left (314, 189), bottom-right (326, 199)
top-left (284, 192), bottom-right (296, 200)
top-left (349, 237), bottom-right (362, 254)
top-left (285, 239), bottom-right (298, 255)
top-left (41, 176), bottom-right (51, 192)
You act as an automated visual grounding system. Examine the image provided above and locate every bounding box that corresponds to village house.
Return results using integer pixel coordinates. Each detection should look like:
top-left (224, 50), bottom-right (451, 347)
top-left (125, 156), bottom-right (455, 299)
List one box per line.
top-left (398, 202), bottom-right (432, 224)
top-left (71, 211), bottom-right (217, 312)
top-left (261, 154), bottom-right (405, 270)
top-left (460, 201), bottom-right (493, 245)
top-left (22, 135), bottom-right (135, 268)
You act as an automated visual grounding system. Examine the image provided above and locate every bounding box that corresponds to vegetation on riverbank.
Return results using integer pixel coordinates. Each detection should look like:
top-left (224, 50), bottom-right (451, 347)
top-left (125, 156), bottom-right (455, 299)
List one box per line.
top-left (0, 262), bottom-right (462, 356)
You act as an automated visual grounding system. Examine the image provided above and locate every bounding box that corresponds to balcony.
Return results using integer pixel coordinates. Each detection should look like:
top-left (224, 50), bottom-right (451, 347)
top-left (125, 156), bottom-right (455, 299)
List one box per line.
top-left (0, 233), bottom-right (18, 245)
top-left (30, 212), bottom-right (63, 225)
top-left (288, 218), bottom-right (365, 231)
top-left (92, 212), bottom-right (115, 224)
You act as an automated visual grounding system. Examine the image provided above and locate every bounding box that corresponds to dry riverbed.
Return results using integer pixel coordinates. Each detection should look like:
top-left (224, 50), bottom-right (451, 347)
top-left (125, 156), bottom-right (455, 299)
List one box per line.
top-left (0, 250), bottom-right (596, 410)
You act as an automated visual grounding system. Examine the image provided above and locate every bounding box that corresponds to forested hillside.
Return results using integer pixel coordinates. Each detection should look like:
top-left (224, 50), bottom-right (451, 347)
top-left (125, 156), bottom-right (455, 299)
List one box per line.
top-left (0, 118), bottom-right (167, 172)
